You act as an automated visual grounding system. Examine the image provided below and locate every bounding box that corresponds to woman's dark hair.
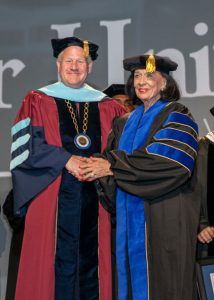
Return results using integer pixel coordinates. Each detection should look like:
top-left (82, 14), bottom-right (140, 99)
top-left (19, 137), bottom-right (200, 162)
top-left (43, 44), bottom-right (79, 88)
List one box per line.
top-left (125, 70), bottom-right (181, 104)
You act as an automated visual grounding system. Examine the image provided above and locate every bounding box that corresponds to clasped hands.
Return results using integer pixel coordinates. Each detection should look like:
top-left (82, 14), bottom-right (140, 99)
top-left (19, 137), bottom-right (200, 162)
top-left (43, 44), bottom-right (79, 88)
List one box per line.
top-left (65, 155), bottom-right (113, 181)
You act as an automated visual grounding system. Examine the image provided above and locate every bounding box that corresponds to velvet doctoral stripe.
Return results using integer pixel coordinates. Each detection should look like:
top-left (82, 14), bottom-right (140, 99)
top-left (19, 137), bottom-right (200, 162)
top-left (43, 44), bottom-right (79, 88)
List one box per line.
top-left (116, 100), bottom-right (168, 300)
top-left (54, 99), bottom-right (101, 299)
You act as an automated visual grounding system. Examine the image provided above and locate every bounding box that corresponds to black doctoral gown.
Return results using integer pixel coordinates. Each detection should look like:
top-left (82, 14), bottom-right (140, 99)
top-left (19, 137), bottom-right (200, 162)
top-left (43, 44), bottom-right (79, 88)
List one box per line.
top-left (197, 132), bottom-right (214, 257)
top-left (96, 101), bottom-right (201, 300)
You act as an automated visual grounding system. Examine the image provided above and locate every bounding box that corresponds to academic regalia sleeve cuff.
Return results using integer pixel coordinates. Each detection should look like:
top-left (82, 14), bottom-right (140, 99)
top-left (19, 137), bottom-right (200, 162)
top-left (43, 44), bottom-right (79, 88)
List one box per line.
top-left (93, 153), bottom-right (116, 214)
top-left (12, 149), bottom-right (71, 216)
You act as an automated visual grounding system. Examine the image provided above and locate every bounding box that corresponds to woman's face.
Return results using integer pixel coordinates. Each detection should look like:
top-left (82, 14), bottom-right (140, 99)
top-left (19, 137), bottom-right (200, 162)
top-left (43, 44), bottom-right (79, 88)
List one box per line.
top-left (134, 69), bottom-right (166, 104)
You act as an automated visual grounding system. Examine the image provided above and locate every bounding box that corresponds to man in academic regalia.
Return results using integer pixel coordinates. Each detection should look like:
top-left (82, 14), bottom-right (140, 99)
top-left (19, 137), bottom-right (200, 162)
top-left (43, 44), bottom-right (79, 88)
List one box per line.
top-left (197, 107), bottom-right (214, 256)
top-left (103, 84), bottom-right (134, 112)
top-left (7, 36), bottom-right (126, 300)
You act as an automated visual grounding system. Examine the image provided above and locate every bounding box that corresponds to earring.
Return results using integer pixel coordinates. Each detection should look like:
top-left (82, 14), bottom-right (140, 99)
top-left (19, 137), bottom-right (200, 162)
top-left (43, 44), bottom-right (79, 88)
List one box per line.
top-left (161, 86), bottom-right (165, 92)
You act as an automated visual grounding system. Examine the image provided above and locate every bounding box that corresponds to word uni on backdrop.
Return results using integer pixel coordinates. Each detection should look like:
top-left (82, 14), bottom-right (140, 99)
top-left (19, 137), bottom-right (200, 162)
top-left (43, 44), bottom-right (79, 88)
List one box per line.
top-left (0, 21), bottom-right (213, 109)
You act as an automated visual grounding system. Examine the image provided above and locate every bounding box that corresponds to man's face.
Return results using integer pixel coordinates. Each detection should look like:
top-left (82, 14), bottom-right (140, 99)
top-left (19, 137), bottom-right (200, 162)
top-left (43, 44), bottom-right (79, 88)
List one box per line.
top-left (57, 46), bottom-right (93, 88)
top-left (113, 94), bottom-right (134, 112)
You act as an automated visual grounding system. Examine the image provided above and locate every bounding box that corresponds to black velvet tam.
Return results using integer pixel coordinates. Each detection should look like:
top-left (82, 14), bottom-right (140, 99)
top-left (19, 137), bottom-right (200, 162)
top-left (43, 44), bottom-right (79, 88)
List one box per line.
top-left (123, 54), bottom-right (178, 74)
top-left (51, 36), bottom-right (99, 60)
top-left (103, 84), bottom-right (125, 97)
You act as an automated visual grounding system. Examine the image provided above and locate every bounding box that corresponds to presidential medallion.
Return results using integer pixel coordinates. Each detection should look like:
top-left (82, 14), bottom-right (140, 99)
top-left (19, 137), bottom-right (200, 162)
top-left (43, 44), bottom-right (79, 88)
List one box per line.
top-left (74, 133), bottom-right (91, 149)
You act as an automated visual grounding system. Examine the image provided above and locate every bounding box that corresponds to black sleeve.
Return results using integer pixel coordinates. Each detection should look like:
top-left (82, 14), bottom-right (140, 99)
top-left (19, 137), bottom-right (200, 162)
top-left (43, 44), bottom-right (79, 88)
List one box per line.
top-left (94, 115), bottom-right (128, 213)
top-left (2, 190), bottom-right (25, 231)
top-left (108, 148), bottom-right (190, 201)
top-left (197, 138), bottom-right (210, 231)
top-left (11, 93), bottom-right (71, 216)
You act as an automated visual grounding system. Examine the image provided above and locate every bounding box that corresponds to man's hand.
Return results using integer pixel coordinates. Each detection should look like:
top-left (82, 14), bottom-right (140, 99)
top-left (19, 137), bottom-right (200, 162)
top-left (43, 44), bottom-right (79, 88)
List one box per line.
top-left (65, 155), bottom-right (87, 179)
top-left (198, 226), bottom-right (214, 243)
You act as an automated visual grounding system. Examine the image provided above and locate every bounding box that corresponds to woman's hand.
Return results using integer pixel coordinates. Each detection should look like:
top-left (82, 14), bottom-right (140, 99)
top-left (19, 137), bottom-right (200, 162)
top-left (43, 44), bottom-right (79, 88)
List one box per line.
top-left (198, 226), bottom-right (214, 243)
top-left (79, 157), bottom-right (113, 181)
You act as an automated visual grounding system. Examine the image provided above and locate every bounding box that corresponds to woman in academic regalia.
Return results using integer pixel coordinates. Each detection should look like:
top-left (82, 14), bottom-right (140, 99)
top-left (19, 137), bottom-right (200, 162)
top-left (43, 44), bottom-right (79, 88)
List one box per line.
top-left (78, 54), bottom-right (200, 300)
top-left (197, 107), bottom-right (214, 256)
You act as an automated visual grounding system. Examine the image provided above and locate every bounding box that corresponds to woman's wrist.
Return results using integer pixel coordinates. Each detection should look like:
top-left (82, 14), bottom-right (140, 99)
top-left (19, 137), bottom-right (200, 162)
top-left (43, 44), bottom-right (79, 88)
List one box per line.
top-left (106, 161), bottom-right (113, 176)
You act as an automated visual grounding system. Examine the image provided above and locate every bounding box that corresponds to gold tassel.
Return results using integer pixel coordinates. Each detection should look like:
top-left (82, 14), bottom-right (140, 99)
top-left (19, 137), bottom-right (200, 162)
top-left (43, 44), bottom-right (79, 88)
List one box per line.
top-left (83, 40), bottom-right (89, 58)
top-left (146, 54), bottom-right (156, 73)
